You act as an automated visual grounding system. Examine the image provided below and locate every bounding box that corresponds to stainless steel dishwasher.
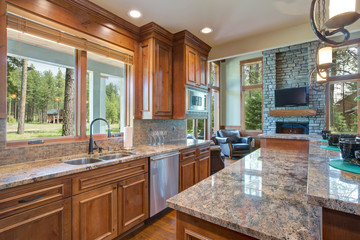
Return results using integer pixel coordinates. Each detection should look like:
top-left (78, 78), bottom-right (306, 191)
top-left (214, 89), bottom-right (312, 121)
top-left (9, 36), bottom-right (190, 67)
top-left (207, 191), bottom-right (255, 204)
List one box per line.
top-left (150, 151), bottom-right (179, 217)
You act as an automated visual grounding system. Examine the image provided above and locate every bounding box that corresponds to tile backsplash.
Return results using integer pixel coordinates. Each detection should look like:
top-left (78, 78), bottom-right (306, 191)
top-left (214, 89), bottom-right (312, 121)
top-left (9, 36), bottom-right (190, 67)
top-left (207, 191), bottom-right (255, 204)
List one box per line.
top-left (133, 119), bottom-right (187, 146)
top-left (0, 119), bottom-right (186, 166)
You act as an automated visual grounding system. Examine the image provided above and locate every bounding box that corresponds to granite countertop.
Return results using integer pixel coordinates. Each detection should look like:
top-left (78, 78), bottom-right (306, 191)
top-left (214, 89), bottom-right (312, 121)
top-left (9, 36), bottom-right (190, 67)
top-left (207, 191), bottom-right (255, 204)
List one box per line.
top-left (257, 133), bottom-right (321, 141)
top-left (167, 148), bottom-right (321, 240)
top-left (0, 139), bottom-right (211, 191)
top-left (307, 138), bottom-right (360, 216)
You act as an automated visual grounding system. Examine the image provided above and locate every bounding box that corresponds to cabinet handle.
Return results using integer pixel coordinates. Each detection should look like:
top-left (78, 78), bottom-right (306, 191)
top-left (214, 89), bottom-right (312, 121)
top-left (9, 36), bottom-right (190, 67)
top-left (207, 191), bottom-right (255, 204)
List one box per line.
top-left (113, 186), bottom-right (117, 190)
top-left (18, 195), bottom-right (42, 204)
top-left (120, 184), bottom-right (123, 188)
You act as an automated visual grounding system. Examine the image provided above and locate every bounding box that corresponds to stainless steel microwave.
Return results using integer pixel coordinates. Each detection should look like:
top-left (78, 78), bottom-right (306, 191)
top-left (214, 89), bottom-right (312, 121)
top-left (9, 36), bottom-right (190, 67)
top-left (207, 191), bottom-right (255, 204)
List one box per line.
top-left (186, 86), bottom-right (208, 115)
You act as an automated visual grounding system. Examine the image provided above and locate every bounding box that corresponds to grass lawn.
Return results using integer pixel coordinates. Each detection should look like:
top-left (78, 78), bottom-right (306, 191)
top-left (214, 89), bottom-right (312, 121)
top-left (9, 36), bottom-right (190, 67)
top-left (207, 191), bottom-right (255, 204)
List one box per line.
top-left (6, 122), bottom-right (121, 141)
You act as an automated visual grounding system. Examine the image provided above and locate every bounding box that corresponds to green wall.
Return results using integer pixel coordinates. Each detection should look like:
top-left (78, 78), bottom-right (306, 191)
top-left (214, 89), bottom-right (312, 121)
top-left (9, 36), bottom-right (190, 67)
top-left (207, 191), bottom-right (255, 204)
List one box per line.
top-left (219, 52), bottom-right (262, 127)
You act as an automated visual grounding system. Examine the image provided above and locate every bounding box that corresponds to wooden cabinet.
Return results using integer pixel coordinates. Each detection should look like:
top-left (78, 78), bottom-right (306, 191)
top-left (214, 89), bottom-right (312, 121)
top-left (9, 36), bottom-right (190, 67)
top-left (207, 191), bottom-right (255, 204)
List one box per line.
top-left (173, 31), bottom-right (211, 119)
top-left (197, 154), bottom-right (211, 182)
top-left (185, 46), bottom-right (208, 88)
top-left (72, 158), bottom-right (149, 239)
top-left (138, 23), bottom-right (173, 119)
top-left (118, 173), bottom-right (149, 234)
top-left (176, 211), bottom-right (256, 240)
top-left (179, 145), bottom-right (211, 192)
top-left (154, 40), bottom-right (172, 117)
top-left (72, 184), bottom-right (118, 240)
top-left (180, 158), bottom-right (198, 192)
top-left (0, 199), bottom-right (71, 240)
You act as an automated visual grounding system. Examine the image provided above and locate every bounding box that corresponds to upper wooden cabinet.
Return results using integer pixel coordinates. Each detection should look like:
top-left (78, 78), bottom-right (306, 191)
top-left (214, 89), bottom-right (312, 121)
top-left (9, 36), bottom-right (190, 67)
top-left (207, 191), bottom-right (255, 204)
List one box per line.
top-left (173, 31), bottom-right (211, 119)
top-left (186, 46), bottom-right (208, 88)
top-left (138, 23), bottom-right (173, 119)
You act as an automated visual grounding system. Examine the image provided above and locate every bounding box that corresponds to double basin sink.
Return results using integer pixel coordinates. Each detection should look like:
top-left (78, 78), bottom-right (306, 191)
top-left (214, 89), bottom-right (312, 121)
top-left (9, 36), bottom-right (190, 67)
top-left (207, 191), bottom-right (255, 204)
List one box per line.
top-left (65, 153), bottom-right (135, 165)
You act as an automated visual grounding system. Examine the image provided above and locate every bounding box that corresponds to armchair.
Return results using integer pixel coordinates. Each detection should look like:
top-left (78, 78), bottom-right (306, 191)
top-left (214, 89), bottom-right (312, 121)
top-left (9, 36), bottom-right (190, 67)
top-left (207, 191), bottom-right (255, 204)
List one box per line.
top-left (214, 130), bottom-right (252, 159)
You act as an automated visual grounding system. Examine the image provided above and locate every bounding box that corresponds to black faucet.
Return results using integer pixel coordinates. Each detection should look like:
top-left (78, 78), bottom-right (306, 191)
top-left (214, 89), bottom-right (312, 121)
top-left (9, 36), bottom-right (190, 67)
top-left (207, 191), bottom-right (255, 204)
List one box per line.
top-left (89, 118), bottom-right (111, 154)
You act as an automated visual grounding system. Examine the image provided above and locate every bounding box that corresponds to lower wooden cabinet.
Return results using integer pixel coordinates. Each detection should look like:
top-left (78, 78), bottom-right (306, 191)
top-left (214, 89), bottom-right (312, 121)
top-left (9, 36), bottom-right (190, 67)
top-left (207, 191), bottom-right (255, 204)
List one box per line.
top-left (0, 198), bottom-right (71, 240)
top-left (118, 173), bottom-right (149, 234)
top-left (180, 158), bottom-right (197, 192)
top-left (197, 154), bottom-right (211, 182)
top-left (72, 184), bottom-right (118, 240)
top-left (180, 146), bottom-right (211, 192)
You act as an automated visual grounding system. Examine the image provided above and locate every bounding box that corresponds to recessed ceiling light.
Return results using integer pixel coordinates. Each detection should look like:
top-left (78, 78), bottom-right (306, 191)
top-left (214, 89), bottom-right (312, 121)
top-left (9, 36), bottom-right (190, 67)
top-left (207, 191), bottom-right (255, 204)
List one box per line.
top-left (128, 10), bottom-right (142, 18)
top-left (201, 27), bottom-right (213, 34)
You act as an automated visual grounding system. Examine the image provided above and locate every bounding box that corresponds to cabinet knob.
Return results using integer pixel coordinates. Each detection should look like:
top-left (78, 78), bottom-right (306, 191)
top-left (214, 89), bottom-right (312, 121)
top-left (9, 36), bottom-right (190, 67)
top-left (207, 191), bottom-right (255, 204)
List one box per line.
top-left (120, 184), bottom-right (124, 188)
top-left (113, 186), bottom-right (117, 190)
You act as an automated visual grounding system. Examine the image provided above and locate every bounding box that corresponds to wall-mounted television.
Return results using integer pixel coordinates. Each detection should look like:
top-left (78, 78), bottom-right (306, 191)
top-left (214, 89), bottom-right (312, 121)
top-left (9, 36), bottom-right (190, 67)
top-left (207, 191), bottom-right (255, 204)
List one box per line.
top-left (275, 87), bottom-right (309, 107)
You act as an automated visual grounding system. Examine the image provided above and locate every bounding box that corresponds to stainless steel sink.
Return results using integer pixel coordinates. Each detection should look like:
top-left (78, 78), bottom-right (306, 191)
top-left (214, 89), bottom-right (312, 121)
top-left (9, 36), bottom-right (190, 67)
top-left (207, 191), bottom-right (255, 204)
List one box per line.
top-left (98, 153), bottom-right (135, 161)
top-left (65, 158), bottom-right (102, 165)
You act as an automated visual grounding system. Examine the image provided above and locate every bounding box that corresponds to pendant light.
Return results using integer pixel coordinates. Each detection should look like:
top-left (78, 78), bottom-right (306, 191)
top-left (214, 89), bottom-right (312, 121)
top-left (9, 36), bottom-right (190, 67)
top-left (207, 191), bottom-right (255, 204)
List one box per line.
top-left (310, 0), bottom-right (360, 45)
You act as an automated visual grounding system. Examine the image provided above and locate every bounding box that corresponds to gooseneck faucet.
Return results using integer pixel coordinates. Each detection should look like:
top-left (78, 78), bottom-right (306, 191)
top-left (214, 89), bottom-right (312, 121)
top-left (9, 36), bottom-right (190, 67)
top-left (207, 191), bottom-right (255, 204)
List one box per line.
top-left (89, 118), bottom-right (112, 154)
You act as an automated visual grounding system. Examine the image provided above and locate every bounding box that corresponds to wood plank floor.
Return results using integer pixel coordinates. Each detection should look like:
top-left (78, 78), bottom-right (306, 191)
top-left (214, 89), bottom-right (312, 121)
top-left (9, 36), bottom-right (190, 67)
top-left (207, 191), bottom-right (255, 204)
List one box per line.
top-left (121, 210), bottom-right (176, 240)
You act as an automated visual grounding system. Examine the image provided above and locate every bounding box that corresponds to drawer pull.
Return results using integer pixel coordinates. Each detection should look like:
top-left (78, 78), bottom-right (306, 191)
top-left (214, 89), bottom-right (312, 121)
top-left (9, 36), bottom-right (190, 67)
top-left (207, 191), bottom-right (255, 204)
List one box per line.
top-left (18, 195), bottom-right (42, 204)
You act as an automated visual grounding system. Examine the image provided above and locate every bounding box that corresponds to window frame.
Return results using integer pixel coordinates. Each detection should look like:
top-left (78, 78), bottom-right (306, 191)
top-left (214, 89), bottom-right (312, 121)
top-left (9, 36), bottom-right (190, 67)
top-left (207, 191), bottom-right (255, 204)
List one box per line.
top-left (325, 39), bottom-right (360, 135)
top-left (208, 61), bottom-right (220, 138)
top-left (3, 12), bottom-right (132, 148)
top-left (240, 57), bottom-right (263, 134)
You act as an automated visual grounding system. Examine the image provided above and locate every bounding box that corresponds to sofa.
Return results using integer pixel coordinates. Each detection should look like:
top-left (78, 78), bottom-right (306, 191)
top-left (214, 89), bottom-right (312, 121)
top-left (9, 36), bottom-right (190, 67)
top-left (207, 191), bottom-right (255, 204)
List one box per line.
top-left (214, 130), bottom-right (252, 159)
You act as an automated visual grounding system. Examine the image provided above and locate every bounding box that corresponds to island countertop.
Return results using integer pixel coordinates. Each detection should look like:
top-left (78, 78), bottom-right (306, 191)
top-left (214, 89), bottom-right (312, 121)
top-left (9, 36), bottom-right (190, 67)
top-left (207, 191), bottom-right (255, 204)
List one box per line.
top-left (0, 139), bottom-right (211, 191)
top-left (167, 148), bottom-right (321, 240)
top-left (307, 138), bottom-right (360, 216)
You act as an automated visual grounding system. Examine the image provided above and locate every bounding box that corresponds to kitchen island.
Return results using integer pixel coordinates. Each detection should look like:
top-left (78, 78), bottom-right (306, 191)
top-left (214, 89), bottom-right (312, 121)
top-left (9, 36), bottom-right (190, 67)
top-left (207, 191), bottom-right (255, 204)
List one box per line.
top-left (167, 134), bottom-right (360, 240)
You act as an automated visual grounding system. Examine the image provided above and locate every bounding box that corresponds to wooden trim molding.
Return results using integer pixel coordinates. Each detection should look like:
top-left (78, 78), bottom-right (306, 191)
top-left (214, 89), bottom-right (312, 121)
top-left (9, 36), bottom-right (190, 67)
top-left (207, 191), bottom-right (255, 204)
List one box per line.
top-left (269, 109), bottom-right (317, 117)
top-left (0, 0), bottom-right (7, 119)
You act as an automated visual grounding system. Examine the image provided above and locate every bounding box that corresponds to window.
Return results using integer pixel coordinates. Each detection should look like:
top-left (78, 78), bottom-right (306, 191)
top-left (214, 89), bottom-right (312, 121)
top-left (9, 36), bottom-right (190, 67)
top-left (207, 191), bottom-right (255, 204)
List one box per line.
top-left (186, 119), bottom-right (205, 140)
top-left (209, 62), bottom-right (220, 137)
top-left (328, 43), bottom-right (360, 134)
top-left (6, 28), bottom-right (76, 141)
top-left (240, 58), bottom-right (263, 131)
top-left (4, 13), bottom-right (133, 144)
top-left (87, 52), bottom-right (126, 135)
top-left (330, 44), bottom-right (358, 77)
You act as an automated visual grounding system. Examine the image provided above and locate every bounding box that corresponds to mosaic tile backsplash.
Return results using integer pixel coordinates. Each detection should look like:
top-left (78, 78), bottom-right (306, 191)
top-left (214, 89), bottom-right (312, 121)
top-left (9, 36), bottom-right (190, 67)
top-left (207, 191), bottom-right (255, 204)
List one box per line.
top-left (0, 119), bottom-right (186, 166)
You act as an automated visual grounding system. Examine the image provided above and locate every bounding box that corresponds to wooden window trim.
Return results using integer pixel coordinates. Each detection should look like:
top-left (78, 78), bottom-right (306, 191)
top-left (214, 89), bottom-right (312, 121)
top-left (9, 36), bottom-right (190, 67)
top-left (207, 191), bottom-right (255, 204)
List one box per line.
top-left (3, 9), bottom-right (131, 147)
top-left (240, 57), bottom-right (263, 133)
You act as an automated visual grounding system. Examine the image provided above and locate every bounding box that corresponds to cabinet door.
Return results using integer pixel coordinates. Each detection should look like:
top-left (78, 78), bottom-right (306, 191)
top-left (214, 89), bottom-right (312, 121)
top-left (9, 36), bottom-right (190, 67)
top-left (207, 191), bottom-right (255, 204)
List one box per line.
top-left (154, 40), bottom-right (173, 118)
top-left (180, 158), bottom-right (197, 192)
top-left (0, 199), bottom-right (71, 240)
top-left (118, 174), bottom-right (149, 234)
top-left (72, 184), bottom-right (117, 240)
top-left (199, 54), bottom-right (207, 87)
top-left (186, 46), bottom-right (198, 86)
top-left (197, 154), bottom-right (210, 183)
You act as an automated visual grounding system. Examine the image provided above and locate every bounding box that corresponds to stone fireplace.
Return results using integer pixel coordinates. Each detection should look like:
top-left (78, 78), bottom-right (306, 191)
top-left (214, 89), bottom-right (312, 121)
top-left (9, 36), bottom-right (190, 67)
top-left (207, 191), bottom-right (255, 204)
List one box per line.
top-left (276, 122), bottom-right (309, 134)
top-left (262, 41), bottom-right (326, 135)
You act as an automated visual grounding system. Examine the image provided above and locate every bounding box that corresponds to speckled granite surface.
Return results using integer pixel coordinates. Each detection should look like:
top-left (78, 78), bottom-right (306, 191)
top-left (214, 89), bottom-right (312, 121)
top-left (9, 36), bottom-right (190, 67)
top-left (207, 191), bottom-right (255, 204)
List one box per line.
top-left (0, 139), bottom-right (211, 191)
top-left (307, 138), bottom-right (360, 216)
top-left (167, 148), bottom-right (321, 240)
top-left (258, 133), bottom-right (321, 141)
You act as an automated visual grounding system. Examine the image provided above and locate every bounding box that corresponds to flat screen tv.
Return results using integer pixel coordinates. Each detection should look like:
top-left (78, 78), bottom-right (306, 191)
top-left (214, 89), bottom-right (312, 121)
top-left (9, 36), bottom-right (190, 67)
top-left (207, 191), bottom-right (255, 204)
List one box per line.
top-left (275, 87), bottom-right (308, 107)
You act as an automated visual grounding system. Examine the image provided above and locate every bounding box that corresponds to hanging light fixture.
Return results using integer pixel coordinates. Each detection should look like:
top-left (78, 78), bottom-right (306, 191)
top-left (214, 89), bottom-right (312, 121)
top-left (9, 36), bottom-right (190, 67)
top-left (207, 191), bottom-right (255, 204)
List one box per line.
top-left (310, 0), bottom-right (360, 45)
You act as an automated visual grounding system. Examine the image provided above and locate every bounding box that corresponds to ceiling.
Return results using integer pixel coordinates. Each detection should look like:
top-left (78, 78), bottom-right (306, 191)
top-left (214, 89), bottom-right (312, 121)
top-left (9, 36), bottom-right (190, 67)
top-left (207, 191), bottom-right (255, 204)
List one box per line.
top-left (90, 0), bottom-right (312, 47)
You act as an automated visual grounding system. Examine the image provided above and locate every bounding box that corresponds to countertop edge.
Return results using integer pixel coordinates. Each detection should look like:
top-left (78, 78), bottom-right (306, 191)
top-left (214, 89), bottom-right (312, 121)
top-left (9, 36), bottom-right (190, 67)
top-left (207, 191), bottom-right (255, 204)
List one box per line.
top-left (0, 140), bottom-right (212, 191)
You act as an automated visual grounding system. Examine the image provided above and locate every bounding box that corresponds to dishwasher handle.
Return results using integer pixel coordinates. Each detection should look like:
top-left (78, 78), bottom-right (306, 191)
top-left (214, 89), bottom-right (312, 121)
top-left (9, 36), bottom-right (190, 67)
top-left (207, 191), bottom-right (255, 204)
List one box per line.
top-left (150, 151), bottom-right (179, 161)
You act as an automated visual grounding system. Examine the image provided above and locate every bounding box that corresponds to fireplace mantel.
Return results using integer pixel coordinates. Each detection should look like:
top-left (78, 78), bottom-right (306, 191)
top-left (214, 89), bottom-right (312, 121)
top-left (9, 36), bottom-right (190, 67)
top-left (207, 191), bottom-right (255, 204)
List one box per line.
top-left (269, 109), bottom-right (317, 117)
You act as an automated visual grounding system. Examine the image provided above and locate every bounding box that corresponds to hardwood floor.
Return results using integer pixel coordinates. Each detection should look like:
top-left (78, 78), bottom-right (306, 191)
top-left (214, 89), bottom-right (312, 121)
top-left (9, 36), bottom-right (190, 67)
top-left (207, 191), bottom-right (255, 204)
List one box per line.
top-left (224, 157), bottom-right (239, 167)
top-left (121, 210), bottom-right (176, 240)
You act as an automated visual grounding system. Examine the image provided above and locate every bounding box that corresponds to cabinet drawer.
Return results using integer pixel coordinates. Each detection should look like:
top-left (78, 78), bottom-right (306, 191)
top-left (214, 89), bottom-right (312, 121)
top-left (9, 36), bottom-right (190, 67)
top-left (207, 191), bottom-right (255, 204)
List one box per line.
top-left (0, 178), bottom-right (71, 219)
top-left (72, 158), bottom-right (148, 195)
top-left (181, 148), bottom-right (197, 162)
top-left (197, 145), bottom-right (210, 156)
